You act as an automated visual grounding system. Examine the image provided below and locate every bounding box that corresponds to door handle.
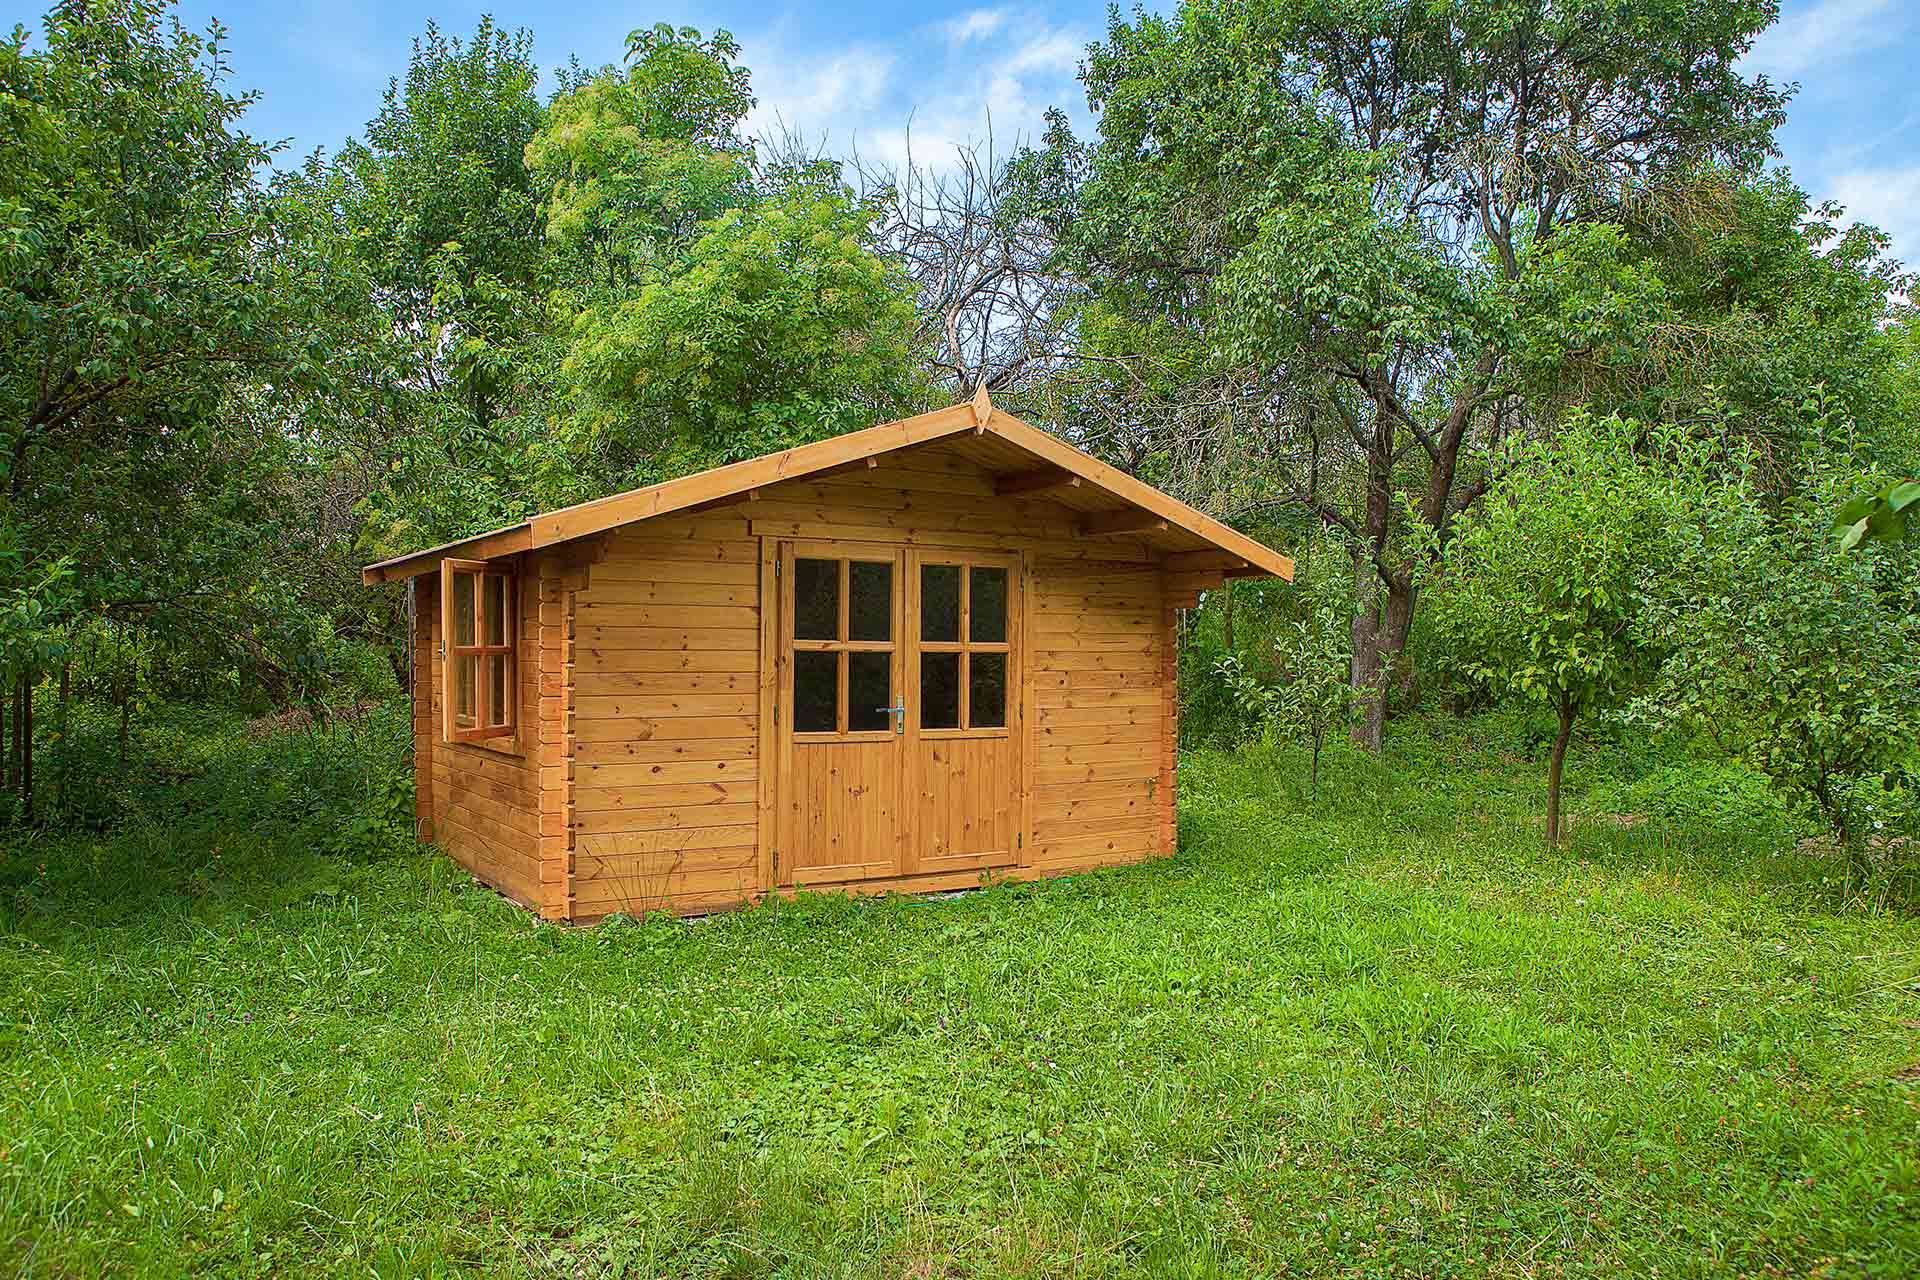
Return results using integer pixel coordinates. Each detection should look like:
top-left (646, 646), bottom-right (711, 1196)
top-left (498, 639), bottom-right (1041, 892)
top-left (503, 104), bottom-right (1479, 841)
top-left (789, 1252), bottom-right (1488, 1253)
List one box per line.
top-left (876, 702), bottom-right (907, 734)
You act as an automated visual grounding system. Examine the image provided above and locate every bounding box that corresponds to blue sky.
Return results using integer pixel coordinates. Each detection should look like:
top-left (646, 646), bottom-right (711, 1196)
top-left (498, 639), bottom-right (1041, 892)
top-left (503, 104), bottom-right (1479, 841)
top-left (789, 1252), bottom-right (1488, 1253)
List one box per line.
top-left (6, 0), bottom-right (1919, 269)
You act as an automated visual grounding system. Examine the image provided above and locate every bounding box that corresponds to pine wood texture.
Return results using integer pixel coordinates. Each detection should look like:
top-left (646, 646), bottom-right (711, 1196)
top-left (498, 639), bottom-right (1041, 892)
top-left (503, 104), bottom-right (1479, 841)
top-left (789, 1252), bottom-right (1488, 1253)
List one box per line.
top-left (391, 416), bottom-right (1248, 921)
top-left (424, 559), bottom-right (547, 911)
top-left (1026, 560), bottom-right (1170, 874)
top-left (362, 395), bottom-right (1293, 584)
top-left (566, 515), bottom-right (764, 919)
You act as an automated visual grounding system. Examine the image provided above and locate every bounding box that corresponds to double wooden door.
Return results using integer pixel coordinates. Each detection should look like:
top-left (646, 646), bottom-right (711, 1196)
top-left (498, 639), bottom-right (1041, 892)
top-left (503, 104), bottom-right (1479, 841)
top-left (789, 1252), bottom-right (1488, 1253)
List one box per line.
top-left (775, 540), bottom-right (1021, 885)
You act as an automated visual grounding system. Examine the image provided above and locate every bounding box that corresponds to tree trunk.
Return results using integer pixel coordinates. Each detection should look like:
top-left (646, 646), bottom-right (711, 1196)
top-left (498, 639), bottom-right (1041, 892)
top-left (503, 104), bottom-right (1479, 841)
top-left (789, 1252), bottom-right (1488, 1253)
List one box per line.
top-left (118, 679), bottom-right (131, 768)
top-left (1546, 692), bottom-right (1575, 846)
top-left (57, 661), bottom-right (70, 820)
top-left (1350, 569), bottom-right (1413, 753)
top-left (1, 681), bottom-right (11, 792)
top-left (17, 674), bottom-right (31, 824)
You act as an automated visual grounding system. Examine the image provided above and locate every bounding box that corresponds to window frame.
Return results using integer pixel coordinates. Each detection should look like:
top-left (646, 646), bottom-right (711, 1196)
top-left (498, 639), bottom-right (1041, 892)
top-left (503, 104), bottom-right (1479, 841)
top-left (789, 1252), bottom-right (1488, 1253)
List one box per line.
top-left (785, 545), bottom-right (902, 743)
top-left (441, 557), bottom-right (518, 745)
top-left (914, 551), bottom-right (1016, 739)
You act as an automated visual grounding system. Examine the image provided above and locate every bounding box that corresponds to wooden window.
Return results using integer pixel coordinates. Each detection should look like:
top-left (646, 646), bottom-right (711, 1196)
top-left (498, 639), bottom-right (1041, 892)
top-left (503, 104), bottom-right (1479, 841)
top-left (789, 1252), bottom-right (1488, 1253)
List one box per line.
top-left (441, 557), bottom-right (517, 743)
top-left (790, 554), bottom-right (898, 739)
top-left (918, 558), bottom-right (1012, 735)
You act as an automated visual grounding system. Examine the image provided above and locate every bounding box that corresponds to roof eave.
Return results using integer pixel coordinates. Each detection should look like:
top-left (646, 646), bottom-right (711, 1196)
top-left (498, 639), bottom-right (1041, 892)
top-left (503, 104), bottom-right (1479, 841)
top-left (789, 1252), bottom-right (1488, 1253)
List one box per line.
top-left (357, 396), bottom-right (1295, 585)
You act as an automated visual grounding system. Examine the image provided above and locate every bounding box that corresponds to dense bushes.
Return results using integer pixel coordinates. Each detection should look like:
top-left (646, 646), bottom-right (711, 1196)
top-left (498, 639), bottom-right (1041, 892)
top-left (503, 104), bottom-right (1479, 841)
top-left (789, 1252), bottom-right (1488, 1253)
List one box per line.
top-left (0, 701), bottom-right (415, 928)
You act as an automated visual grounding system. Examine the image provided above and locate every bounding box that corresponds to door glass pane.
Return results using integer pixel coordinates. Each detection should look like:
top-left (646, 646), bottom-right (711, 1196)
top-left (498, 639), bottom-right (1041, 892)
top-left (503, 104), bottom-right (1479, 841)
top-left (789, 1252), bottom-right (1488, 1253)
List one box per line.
top-left (847, 652), bottom-right (892, 731)
top-left (920, 652), bottom-right (960, 729)
top-left (969, 652), bottom-right (1007, 728)
top-left (454, 653), bottom-right (477, 725)
top-left (794, 558), bottom-right (839, 640)
top-left (793, 651), bottom-right (837, 732)
top-left (969, 566), bottom-right (1007, 643)
top-left (452, 572), bottom-right (475, 646)
top-left (921, 563), bottom-right (960, 642)
top-left (483, 575), bottom-right (506, 645)
top-left (486, 653), bottom-right (510, 727)
top-left (848, 561), bottom-right (892, 642)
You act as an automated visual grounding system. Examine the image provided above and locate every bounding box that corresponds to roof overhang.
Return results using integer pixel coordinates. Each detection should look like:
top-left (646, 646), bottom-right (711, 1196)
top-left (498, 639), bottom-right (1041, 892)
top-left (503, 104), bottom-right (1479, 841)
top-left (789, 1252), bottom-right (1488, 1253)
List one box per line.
top-left (362, 389), bottom-right (1294, 585)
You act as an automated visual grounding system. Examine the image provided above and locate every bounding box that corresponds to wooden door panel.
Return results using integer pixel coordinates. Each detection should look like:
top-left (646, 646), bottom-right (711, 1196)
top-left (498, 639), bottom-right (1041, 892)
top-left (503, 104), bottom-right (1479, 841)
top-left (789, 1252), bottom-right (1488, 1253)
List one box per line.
top-left (785, 739), bottom-right (904, 883)
top-left (913, 735), bottom-right (1017, 873)
top-left (777, 541), bottom-right (909, 885)
top-left (904, 550), bottom-right (1023, 874)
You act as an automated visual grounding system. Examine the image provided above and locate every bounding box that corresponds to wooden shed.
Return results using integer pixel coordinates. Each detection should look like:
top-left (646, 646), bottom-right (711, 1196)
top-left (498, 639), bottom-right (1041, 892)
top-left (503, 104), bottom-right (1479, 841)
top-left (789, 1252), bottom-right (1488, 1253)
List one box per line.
top-left (361, 391), bottom-right (1293, 921)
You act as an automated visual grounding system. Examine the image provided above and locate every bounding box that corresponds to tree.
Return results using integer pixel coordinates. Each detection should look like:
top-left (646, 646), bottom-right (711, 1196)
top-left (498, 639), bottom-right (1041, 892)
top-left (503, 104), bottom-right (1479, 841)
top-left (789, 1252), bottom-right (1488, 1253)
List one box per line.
top-left (1834, 480), bottom-right (1920, 550)
top-left (533, 27), bottom-right (927, 492)
top-left (1424, 418), bottom-right (1669, 844)
top-left (284, 17), bottom-right (552, 553)
top-left (528, 24), bottom-right (754, 291)
top-left (1640, 400), bottom-right (1920, 874)
top-left (0, 0), bottom-right (349, 810)
top-left (1014, 0), bottom-right (1788, 749)
top-left (1210, 562), bottom-right (1351, 797)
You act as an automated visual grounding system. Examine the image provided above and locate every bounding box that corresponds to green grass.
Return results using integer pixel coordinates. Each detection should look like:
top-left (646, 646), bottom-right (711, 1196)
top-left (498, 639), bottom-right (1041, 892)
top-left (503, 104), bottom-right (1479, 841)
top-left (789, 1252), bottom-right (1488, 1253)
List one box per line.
top-left (1, 710), bottom-right (1917, 1277)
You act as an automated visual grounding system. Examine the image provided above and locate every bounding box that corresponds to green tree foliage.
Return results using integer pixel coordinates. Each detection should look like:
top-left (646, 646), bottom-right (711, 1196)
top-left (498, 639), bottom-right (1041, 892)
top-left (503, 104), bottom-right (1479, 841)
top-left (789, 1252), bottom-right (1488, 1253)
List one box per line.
top-left (1608, 172), bottom-right (1914, 478)
top-left (529, 25), bottom-right (755, 285)
top-left (1640, 399), bottom-right (1920, 872)
top-left (0, 0), bottom-right (352, 809)
top-left (1013, 0), bottom-right (1789, 749)
top-left (533, 28), bottom-right (926, 491)
top-left (556, 174), bottom-right (926, 482)
top-left (280, 18), bottom-right (553, 552)
top-left (1425, 419), bottom-right (1670, 843)
top-left (1835, 480), bottom-right (1920, 549)
top-left (1216, 573), bottom-right (1353, 798)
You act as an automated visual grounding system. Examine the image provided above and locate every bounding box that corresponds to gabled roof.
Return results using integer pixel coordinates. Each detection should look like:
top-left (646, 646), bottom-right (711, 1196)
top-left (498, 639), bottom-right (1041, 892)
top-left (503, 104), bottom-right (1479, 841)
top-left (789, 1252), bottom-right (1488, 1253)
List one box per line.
top-left (361, 389), bottom-right (1295, 585)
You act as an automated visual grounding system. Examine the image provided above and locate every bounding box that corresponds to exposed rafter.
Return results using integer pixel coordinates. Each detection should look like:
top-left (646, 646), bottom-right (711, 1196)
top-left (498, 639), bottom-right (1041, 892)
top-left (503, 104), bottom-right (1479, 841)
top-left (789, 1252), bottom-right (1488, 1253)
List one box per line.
top-left (1079, 510), bottom-right (1171, 537)
top-left (992, 468), bottom-right (1081, 497)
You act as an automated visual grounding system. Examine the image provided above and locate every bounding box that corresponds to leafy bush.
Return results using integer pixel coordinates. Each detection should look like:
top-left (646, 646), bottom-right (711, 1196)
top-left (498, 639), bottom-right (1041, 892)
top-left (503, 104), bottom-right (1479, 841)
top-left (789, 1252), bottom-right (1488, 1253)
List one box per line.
top-left (1588, 759), bottom-right (1792, 835)
top-left (1, 700), bottom-right (416, 926)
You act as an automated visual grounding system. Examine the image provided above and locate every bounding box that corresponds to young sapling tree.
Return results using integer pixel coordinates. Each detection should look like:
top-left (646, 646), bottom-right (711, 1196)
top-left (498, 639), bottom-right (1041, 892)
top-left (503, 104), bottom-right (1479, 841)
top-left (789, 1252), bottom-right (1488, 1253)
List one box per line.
top-left (1424, 419), bottom-right (1666, 844)
top-left (1215, 574), bottom-right (1351, 800)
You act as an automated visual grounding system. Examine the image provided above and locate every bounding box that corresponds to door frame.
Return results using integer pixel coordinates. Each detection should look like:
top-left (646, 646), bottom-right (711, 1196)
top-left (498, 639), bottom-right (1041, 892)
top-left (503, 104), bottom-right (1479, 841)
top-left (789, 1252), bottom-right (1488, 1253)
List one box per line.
top-left (763, 537), bottom-right (1027, 889)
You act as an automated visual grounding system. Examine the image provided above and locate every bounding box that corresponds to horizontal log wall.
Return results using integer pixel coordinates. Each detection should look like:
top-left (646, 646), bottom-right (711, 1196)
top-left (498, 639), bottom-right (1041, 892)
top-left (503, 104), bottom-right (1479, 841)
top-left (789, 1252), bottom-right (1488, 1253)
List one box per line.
top-left (567, 513), bottom-right (765, 919)
top-left (424, 570), bottom-right (548, 911)
top-left (418, 439), bottom-right (1187, 920)
top-left (1026, 561), bottom-right (1170, 872)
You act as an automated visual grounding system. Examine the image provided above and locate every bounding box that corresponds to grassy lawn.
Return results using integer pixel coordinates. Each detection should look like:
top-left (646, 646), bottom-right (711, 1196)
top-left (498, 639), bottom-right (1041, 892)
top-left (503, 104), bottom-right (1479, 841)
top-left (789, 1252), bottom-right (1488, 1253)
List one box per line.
top-left (1, 714), bottom-right (1917, 1277)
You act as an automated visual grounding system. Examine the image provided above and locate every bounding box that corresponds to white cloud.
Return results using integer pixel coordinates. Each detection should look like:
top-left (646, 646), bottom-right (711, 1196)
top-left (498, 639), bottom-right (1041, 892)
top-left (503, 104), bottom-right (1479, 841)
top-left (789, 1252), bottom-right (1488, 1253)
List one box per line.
top-left (740, 11), bottom-right (1093, 176)
top-left (942, 8), bottom-right (1011, 44)
top-left (1828, 163), bottom-right (1920, 266)
top-left (1745, 0), bottom-right (1896, 80)
top-left (1004, 29), bottom-right (1082, 76)
top-left (743, 43), bottom-right (897, 141)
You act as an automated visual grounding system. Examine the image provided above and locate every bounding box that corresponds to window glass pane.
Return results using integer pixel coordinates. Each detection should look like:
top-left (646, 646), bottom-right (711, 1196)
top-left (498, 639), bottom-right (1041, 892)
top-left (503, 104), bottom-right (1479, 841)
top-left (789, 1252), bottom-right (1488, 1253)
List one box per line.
top-left (921, 563), bottom-right (960, 642)
top-left (848, 652), bottom-right (892, 731)
top-left (793, 651), bottom-right (837, 732)
top-left (969, 566), bottom-right (1007, 643)
top-left (794, 558), bottom-right (839, 640)
top-left (483, 575), bottom-right (507, 646)
top-left (452, 572), bottom-right (476, 646)
top-left (486, 654), bottom-right (510, 727)
top-left (920, 652), bottom-right (960, 729)
top-left (848, 561), bottom-right (892, 642)
top-left (454, 653), bottom-right (477, 725)
top-left (969, 652), bottom-right (1007, 728)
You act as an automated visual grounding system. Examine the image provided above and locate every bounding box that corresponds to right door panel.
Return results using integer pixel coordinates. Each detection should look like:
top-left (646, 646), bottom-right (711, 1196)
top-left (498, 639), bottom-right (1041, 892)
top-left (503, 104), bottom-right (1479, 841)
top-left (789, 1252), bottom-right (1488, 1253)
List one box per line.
top-left (905, 550), bottom-right (1022, 874)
